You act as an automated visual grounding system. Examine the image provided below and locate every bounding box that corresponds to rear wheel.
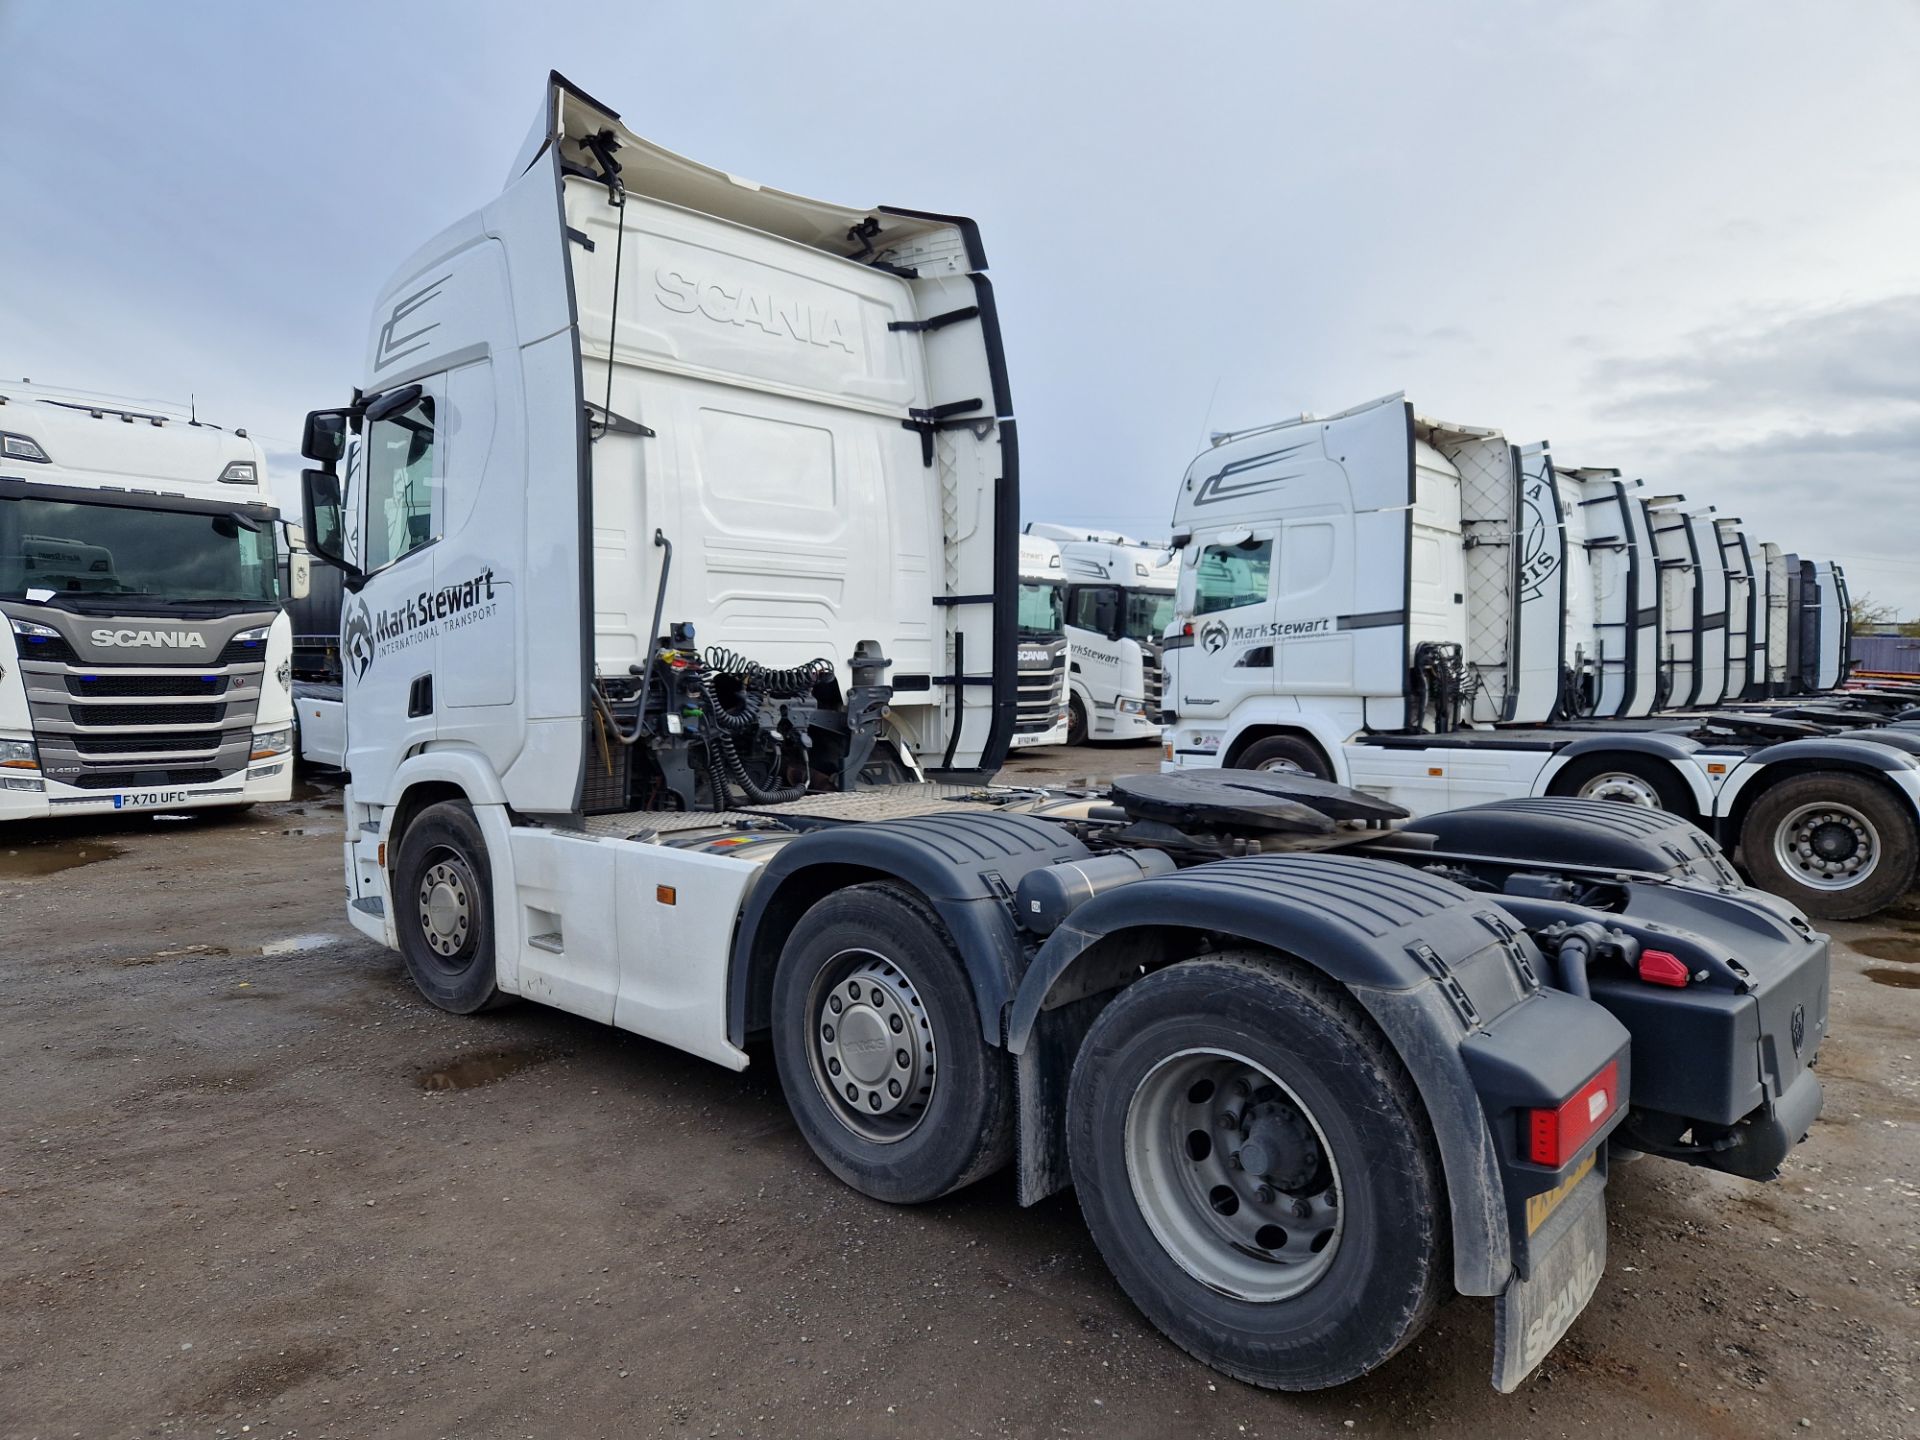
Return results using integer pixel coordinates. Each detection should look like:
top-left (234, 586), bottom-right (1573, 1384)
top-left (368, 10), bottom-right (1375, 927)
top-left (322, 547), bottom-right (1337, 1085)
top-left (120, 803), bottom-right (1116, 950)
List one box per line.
top-left (1234, 735), bottom-right (1330, 779)
top-left (393, 801), bottom-right (506, 1013)
top-left (1068, 953), bottom-right (1448, 1390)
top-left (1740, 771), bottom-right (1917, 919)
top-left (1549, 753), bottom-right (1694, 815)
top-left (770, 882), bottom-right (1013, 1203)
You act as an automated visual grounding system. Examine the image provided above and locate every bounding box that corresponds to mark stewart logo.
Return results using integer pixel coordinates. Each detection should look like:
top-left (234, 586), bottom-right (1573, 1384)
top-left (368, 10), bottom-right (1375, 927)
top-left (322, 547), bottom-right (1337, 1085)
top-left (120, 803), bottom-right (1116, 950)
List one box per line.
top-left (345, 567), bottom-right (498, 678)
top-left (1200, 619), bottom-right (1229, 654)
top-left (1205, 617), bottom-right (1334, 646)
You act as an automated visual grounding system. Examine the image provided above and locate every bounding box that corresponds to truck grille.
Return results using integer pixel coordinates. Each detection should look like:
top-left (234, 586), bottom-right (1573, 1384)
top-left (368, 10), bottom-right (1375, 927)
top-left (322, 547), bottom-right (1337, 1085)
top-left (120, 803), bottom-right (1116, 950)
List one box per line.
top-left (1015, 645), bottom-right (1067, 734)
top-left (73, 733), bottom-right (223, 756)
top-left (66, 673), bottom-right (230, 697)
top-left (12, 620), bottom-right (269, 789)
top-left (1143, 644), bottom-right (1164, 710)
top-left (69, 703), bottom-right (225, 727)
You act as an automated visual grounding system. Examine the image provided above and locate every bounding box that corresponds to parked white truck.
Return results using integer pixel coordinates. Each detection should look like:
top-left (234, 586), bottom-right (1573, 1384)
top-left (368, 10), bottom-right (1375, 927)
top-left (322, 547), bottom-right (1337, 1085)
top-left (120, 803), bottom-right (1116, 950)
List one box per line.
top-left (1160, 393), bottom-right (1918, 917)
top-left (298, 77), bottom-right (1830, 1395)
top-left (0, 380), bottom-right (302, 818)
top-left (1011, 532), bottom-right (1070, 747)
top-left (1025, 523), bottom-right (1175, 743)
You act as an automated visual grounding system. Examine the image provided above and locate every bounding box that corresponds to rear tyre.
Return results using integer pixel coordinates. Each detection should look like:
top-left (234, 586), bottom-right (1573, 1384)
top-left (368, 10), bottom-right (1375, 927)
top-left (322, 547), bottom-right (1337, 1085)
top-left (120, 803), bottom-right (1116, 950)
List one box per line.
top-left (1739, 771), bottom-right (1917, 920)
top-left (1549, 753), bottom-right (1694, 816)
top-left (1067, 695), bottom-right (1089, 747)
top-left (1234, 735), bottom-right (1330, 779)
top-left (1068, 953), bottom-right (1448, 1391)
top-left (771, 882), bottom-right (1013, 1204)
top-left (393, 800), bottom-right (506, 1013)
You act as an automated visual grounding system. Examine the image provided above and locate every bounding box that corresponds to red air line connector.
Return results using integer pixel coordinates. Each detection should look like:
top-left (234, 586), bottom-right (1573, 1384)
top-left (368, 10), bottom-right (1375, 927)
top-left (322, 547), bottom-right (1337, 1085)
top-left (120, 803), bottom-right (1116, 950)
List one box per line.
top-left (1524, 1059), bottom-right (1621, 1168)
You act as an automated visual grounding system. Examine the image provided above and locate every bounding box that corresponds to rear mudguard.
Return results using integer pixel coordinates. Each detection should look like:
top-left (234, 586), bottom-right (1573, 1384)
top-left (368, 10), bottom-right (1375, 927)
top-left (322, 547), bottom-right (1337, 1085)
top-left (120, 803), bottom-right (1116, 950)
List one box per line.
top-left (727, 810), bottom-right (1089, 1047)
top-left (1004, 853), bottom-right (1631, 1298)
top-left (1405, 795), bottom-right (1741, 887)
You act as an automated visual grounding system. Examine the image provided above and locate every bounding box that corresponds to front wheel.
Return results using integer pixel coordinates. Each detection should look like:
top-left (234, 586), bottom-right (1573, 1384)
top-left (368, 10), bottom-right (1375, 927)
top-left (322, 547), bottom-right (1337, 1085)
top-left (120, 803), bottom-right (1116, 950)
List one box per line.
top-left (770, 882), bottom-right (1013, 1203)
top-left (1549, 753), bottom-right (1694, 815)
top-left (1740, 771), bottom-right (1917, 919)
top-left (1067, 694), bottom-right (1089, 747)
top-left (1068, 953), bottom-right (1448, 1391)
top-left (393, 800), bottom-right (506, 1013)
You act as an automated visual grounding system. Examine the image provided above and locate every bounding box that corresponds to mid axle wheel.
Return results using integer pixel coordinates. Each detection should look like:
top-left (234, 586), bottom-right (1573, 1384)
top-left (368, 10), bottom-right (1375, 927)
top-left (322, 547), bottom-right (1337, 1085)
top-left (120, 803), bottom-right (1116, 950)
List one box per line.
top-left (808, 951), bottom-right (937, 1143)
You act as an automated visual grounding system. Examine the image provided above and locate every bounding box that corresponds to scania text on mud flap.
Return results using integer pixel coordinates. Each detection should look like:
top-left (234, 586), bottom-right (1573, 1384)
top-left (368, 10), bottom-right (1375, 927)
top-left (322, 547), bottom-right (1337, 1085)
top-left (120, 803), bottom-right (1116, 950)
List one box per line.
top-left (300, 73), bottom-right (1830, 1394)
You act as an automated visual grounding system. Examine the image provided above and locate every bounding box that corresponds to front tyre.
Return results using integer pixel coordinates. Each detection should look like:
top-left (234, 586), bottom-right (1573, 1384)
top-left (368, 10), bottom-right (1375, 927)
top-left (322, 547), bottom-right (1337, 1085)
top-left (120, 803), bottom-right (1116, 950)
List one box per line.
top-left (1068, 953), bottom-right (1448, 1391)
top-left (393, 800), bottom-right (506, 1013)
top-left (1739, 771), bottom-right (1917, 920)
top-left (770, 882), bottom-right (1013, 1204)
top-left (1067, 694), bottom-right (1089, 747)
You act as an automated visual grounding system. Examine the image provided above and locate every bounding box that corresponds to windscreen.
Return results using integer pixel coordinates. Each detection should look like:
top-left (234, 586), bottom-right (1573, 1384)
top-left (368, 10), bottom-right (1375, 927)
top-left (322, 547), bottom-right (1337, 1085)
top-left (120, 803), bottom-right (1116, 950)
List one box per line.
top-left (0, 493), bottom-right (280, 605)
top-left (1017, 580), bottom-right (1065, 639)
top-left (1125, 589), bottom-right (1175, 643)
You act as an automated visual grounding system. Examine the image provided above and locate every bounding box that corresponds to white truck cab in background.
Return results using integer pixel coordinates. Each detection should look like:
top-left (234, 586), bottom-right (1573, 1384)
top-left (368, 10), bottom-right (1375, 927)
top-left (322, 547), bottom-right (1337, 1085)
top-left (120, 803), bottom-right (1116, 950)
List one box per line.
top-left (1025, 523), bottom-right (1174, 744)
top-left (1011, 532), bottom-right (1069, 747)
top-left (1160, 392), bottom-right (1920, 918)
top-left (0, 380), bottom-right (302, 819)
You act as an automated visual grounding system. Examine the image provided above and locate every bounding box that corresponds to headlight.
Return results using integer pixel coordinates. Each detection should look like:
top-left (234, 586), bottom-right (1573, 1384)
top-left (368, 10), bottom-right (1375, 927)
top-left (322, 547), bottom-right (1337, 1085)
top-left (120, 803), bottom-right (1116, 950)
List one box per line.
top-left (231, 625), bottom-right (271, 645)
top-left (251, 728), bottom-right (292, 760)
top-left (9, 616), bottom-right (59, 640)
top-left (0, 738), bottom-right (39, 770)
top-left (217, 461), bottom-right (258, 485)
top-left (0, 431), bottom-right (52, 463)
top-left (1115, 697), bottom-right (1150, 716)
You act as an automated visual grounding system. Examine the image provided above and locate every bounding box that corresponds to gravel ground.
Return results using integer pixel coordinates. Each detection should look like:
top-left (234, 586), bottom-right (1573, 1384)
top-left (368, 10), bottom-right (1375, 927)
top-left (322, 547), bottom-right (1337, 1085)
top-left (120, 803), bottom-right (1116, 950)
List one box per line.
top-left (3, 744), bottom-right (1916, 1438)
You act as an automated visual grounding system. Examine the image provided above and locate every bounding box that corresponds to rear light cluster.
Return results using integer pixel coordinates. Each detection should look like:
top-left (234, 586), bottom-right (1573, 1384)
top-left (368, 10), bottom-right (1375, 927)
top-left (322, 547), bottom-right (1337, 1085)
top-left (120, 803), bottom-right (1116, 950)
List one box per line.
top-left (1523, 1060), bottom-right (1620, 1168)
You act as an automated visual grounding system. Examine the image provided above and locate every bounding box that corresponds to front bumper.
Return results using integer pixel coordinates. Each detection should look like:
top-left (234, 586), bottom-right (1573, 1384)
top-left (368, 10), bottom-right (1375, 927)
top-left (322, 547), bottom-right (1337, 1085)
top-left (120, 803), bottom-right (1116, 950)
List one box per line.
top-left (0, 758), bottom-right (293, 819)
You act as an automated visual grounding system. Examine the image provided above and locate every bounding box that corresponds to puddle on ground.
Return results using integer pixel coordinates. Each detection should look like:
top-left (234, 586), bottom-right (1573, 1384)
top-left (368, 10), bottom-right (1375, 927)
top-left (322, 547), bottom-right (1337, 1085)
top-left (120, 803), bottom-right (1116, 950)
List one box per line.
top-left (1863, 967), bottom-right (1920, 990)
top-left (1, 838), bottom-right (125, 879)
top-left (1853, 935), bottom-right (1920, 965)
top-left (257, 933), bottom-right (337, 957)
top-left (416, 1049), bottom-right (552, 1092)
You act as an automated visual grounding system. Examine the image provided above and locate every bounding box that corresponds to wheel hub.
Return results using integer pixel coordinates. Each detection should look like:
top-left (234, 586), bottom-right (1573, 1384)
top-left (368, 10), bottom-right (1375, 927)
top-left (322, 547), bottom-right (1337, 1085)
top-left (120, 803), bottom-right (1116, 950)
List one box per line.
top-left (810, 952), bottom-right (937, 1142)
top-left (1124, 1050), bottom-right (1343, 1302)
top-left (1581, 772), bottom-right (1660, 807)
top-left (418, 861), bottom-right (472, 958)
top-left (1776, 801), bottom-right (1879, 889)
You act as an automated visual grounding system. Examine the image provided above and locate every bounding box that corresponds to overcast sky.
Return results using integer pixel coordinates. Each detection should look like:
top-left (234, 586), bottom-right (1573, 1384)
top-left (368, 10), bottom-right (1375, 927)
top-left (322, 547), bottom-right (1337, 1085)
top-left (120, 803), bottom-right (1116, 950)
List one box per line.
top-left (4, 1), bottom-right (1918, 608)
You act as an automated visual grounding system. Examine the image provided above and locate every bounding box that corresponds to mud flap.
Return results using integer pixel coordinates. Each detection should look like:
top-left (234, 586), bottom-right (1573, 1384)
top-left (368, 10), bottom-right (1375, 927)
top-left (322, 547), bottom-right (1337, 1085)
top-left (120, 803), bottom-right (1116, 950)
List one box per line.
top-left (1492, 1170), bottom-right (1607, 1392)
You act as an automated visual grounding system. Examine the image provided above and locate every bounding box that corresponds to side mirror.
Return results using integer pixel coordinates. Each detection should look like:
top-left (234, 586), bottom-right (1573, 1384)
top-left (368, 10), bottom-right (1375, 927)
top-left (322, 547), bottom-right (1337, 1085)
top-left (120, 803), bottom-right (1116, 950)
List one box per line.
top-left (288, 550), bottom-right (312, 601)
top-left (301, 468), bottom-right (362, 581)
top-left (302, 410), bottom-right (349, 465)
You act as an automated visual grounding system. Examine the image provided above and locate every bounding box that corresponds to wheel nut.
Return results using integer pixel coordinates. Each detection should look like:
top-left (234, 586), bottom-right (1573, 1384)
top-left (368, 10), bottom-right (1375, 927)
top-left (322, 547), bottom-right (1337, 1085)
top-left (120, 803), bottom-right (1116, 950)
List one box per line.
top-left (896, 1049), bottom-right (910, 1069)
top-left (1255, 1184), bottom-right (1274, 1204)
top-left (1293, 1197), bottom-right (1312, 1220)
top-left (889, 1014), bottom-right (903, 1033)
top-left (829, 995), bottom-right (843, 1014)
top-left (822, 1024), bottom-right (835, 1042)
top-left (888, 1079), bottom-right (901, 1098)
top-left (845, 1083), bottom-right (858, 1102)
top-left (828, 1058), bottom-right (841, 1076)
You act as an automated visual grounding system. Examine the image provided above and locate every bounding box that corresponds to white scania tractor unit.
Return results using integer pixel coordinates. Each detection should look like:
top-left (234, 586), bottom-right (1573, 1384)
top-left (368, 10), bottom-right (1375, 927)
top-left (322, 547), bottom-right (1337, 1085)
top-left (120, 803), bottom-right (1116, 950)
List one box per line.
top-left (299, 76), bottom-right (1829, 1395)
top-left (1011, 532), bottom-right (1069, 747)
top-left (0, 380), bottom-right (304, 819)
top-left (1160, 393), bottom-right (1917, 918)
top-left (1024, 523), bottom-right (1175, 744)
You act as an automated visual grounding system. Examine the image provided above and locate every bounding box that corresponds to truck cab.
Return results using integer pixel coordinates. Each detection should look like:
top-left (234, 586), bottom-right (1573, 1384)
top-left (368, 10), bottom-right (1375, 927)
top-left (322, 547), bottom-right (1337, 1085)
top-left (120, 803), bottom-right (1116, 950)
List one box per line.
top-left (1011, 532), bottom-right (1070, 747)
top-left (1026, 524), bottom-right (1174, 744)
top-left (0, 380), bottom-right (302, 818)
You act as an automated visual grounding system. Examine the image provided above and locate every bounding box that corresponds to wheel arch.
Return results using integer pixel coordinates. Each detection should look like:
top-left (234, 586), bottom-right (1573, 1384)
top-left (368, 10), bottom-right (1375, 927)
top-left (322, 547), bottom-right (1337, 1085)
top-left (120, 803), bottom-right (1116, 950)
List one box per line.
top-left (1005, 857), bottom-right (1540, 1299)
top-left (1718, 749), bottom-right (1920, 837)
top-left (1539, 735), bottom-right (1714, 818)
top-left (1222, 723), bottom-right (1338, 779)
top-left (727, 812), bottom-right (1091, 1049)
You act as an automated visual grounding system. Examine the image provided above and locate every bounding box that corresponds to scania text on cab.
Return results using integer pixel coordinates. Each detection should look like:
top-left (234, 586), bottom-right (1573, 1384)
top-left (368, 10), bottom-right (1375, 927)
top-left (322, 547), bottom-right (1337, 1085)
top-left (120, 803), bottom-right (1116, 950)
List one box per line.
top-left (0, 379), bottom-right (306, 819)
top-left (299, 77), bottom-right (1829, 1395)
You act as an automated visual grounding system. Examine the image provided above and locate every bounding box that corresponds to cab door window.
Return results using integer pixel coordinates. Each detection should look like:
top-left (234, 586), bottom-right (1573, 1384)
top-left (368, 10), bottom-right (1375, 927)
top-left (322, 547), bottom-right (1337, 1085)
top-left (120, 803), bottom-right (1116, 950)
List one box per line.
top-left (1069, 584), bottom-right (1122, 639)
top-left (1194, 538), bottom-right (1273, 614)
top-left (362, 396), bottom-right (437, 571)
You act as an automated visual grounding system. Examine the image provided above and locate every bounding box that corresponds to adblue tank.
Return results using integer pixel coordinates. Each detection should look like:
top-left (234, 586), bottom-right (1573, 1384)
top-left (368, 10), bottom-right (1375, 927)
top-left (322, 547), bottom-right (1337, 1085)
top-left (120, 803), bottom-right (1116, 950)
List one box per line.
top-left (1014, 850), bottom-right (1179, 936)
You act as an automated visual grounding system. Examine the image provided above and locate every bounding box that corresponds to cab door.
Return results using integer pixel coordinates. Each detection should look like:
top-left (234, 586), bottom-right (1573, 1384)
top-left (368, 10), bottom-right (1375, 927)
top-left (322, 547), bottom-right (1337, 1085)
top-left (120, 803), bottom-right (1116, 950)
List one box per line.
top-left (340, 382), bottom-right (444, 799)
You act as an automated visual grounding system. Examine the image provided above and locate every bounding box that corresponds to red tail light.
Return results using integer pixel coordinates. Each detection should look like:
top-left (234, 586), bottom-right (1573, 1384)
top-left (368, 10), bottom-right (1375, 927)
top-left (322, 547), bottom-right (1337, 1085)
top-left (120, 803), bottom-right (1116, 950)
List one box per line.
top-left (1637, 949), bottom-right (1690, 987)
top-left (1182, 622), bottom-right (1194, 637)
top-left (1524, 1060), bottom-right (1621, 1167)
